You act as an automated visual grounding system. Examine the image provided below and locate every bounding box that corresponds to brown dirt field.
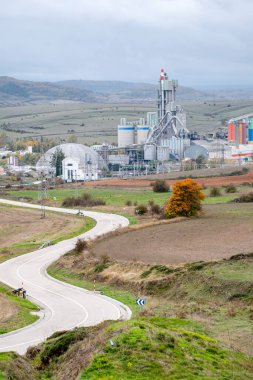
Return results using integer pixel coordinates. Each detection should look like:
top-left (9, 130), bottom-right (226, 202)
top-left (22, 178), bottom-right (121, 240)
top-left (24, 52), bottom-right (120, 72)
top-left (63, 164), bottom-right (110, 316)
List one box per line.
top-left (0, 205), bottom-right (85, 250)
top-left (0, 294), bottom-right (17, 324)
top-left (83, 170), bottom-right (253, 189)
top-left (92, 204), bottom-right (253, 265)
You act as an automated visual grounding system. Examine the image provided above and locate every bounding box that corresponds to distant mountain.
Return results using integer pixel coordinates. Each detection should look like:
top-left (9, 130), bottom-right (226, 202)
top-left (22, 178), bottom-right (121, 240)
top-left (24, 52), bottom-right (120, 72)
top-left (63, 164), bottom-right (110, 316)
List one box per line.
top-left (57, 80), bottom-right (209, 101)
top-left (0, 77), bottom-right (102, 105)
top-left (2, 76), bottom-right (250, 106)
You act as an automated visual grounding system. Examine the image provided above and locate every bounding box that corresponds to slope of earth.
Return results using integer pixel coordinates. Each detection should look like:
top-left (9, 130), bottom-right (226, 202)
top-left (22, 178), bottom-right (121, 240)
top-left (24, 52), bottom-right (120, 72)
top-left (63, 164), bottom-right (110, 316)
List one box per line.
top-left (92, 204), bottom-right (253, 264)
top-left (0, 204), bottom-right (90, 261)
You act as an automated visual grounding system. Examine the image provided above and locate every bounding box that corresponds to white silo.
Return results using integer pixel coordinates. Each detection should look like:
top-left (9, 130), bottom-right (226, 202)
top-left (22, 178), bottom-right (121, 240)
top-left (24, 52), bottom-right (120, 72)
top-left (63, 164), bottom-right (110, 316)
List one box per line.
top-left (118, 118), bottom-right (135, 147)
top-left (144, 144), bottom-right (156, 160)
top-left (137, 118), bottom-right (149, 144)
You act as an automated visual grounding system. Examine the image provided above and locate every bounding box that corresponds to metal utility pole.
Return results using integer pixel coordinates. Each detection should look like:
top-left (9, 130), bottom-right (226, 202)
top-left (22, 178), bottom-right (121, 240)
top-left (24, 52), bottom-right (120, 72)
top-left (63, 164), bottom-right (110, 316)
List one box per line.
top-left (38, 136), bottom-right (48, 218)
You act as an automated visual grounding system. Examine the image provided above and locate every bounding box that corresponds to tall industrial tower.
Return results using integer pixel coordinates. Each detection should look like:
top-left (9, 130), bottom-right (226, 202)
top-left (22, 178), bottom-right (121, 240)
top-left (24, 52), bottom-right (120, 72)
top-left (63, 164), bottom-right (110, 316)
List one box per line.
top-left (147, 69), bottom-right (188, 144)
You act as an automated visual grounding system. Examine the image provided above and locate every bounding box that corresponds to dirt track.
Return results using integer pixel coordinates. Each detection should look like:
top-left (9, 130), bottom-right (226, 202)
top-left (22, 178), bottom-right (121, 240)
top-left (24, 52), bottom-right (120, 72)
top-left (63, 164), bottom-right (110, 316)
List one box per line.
top-left (92, 204), bottom-right (253, 265)
top-left (84, 170), bottom-right (253, 189)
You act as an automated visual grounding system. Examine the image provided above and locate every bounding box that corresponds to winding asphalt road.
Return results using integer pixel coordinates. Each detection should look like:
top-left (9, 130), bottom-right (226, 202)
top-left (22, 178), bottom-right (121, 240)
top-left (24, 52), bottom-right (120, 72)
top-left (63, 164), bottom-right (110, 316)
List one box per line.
top-left (0, 199), bottom-right (131, 354)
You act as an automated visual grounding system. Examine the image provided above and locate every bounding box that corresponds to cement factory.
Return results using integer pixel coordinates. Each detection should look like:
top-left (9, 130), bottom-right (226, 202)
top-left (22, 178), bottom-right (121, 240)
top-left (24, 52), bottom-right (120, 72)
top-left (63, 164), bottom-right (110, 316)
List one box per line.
top-left (3, 69), bottom-right (253, 181)
top-left (117, 69), bottom-right (190, 162)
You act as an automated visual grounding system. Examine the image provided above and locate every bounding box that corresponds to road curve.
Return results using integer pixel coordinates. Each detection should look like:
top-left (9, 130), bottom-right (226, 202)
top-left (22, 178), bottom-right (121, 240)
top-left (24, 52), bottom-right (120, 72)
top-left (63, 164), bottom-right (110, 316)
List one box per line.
top-left (0, 199), bottom-right (131, 354)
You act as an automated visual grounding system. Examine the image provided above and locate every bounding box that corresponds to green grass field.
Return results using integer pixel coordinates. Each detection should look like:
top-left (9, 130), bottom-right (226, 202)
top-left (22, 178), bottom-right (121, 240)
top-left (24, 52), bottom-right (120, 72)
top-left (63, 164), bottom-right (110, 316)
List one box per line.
top-left (7, 184), bottom-right (253, 208)
top-left (9, 187), bottom-right (169, 206)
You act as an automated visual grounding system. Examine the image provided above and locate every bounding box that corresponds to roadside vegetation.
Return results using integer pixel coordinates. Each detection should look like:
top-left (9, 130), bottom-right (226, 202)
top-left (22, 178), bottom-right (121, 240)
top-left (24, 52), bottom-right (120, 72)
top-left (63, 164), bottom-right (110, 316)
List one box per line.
top-left (62, 193), bottom-right (105, 207)
top-left (0, 283), bottom-right (39, 335)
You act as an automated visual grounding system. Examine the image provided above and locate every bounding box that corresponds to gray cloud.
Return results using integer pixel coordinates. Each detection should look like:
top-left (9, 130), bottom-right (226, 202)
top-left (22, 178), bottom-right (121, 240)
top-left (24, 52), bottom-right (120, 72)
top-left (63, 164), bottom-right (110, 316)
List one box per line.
top-left (0, 0), bottom-right (252, 87)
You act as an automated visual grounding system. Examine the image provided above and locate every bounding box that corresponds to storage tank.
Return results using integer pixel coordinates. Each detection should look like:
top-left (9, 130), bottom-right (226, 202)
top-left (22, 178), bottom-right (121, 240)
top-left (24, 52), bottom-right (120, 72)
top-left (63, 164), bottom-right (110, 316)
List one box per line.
top-left (118, 118), bottom-right (135, 147)
top-left (146, 112), bottom-right (158, 126)
top-left (238, 122), bottom-right (247, 145)
top-left (137, 126), bottom-right (149, 144)
top-left (248, 118), bottom-right (253, 144)
top-left (228, 123), bottom-right (236, 142)
top-left (144, 144), bottom-right (156, 160)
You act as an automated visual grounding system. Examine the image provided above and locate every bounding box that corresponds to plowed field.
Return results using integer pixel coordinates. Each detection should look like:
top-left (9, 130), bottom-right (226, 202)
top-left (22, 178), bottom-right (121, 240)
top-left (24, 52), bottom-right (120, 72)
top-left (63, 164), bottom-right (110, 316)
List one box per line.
top-left (92, 204), bottom-right (253, 265)
top-left (84, 170), bottom-right (253, 189)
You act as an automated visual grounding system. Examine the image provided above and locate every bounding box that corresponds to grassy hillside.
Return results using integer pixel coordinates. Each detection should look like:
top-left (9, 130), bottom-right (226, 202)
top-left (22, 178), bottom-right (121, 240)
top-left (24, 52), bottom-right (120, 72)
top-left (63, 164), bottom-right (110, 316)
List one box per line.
top-left (0, 77), bottom-right (98, 105)
top-left (0, 99), bottom-right (253, 144)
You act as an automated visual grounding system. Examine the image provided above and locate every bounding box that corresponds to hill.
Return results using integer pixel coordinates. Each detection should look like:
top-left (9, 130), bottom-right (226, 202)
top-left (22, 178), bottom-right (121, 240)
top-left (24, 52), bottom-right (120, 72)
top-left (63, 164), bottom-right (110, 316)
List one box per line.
top-left (57, 79), bottom-right (209, 101)
top-left (0, 77), bottom-right (102, 105)
top-left (0, 76), bottom-right (210, 105)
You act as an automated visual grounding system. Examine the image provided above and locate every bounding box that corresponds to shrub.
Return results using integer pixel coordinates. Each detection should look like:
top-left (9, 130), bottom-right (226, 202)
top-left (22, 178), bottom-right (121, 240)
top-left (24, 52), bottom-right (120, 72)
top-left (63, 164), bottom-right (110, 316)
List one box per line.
top-left (233, 192), bottom-right (253, 203)
top-left (225, 184), bottom-right (237, 193)
top-left (150, 203), bottom-right (161, 215)
top-left (135, 204), bottom-right (148, 215)
top-left (209, 187), bottom-right (221, 197)
top-left (5, 184), bottom-right (11, 189)
top-left (164, 178), bottom-right (205, 219)
top-left (152, 180), bottom-right (170, 193)
top-left (228, 167), bottom-right (249, 176)
top-left (62, 193), bottom-right (105, 207)
top-left (75, 239), bottom-right (88, 253)
top-left (125, 200), bottom-right (132, 206)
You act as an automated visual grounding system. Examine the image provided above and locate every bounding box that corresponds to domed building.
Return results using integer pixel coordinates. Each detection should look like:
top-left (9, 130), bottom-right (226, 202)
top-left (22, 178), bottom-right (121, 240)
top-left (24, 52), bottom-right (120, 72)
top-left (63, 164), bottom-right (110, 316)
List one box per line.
top-left (36, 143), bottom-right (105, 181)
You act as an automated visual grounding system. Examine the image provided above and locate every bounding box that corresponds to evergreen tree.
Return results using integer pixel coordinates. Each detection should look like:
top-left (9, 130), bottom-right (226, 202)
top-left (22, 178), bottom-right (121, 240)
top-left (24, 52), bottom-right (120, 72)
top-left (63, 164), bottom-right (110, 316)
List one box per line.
top-left (50, 148), bottom-right (65, 176)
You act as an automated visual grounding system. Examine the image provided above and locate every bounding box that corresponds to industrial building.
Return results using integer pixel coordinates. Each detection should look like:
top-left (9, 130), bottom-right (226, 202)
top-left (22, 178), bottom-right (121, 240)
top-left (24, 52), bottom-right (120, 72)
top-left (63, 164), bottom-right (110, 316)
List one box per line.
top-left (224, 113), bottom-right (253, 161)
top-left (227, 114), bottom-right (253, 146)
top-left (36, 143), bottom-right (105, 181)
top-left (117, 69), bottom-right (190, 162)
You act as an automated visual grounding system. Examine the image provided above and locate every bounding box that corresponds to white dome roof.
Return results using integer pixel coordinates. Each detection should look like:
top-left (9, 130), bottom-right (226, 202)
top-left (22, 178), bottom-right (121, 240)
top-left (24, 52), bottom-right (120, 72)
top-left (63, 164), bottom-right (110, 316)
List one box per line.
top-left (37, 143), bottom-right (105, 169)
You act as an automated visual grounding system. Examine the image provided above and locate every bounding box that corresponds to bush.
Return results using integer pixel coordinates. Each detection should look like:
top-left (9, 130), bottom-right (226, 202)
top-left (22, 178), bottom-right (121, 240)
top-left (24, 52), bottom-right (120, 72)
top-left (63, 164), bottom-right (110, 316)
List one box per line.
top-left (75, 239), bottom-right (88, 253)
top-left (152, 180), bottom-right (170, 193)
top-left (62, 193), bottom-right (105, 207)
top-left (228, 167), bottom-right (249, 176)
top-left (135, 204), bottom-right (148, 215)
top-left (164, 178), bottom-right (205, 219)
top-left (209, 187), bottom-right (221, 197)
top-left (233, 192), bottom-right (253, 203)
top-left (150, 203), bottom-right (161, 215)
top-left (225, 185), bottom-right (237, 193)
top-left (125, 200), bottom-right (132, 206)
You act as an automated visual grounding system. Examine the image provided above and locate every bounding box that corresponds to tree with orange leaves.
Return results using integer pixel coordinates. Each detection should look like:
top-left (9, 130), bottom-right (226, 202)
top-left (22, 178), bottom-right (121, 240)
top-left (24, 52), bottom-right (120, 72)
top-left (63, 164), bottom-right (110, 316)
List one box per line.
top-left (164, 178), bottom-right (205, 219)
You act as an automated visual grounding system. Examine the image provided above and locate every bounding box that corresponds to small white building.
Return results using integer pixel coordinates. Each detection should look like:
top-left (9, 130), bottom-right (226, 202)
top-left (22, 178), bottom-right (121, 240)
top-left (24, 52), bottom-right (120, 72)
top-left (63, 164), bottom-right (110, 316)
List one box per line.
top-left (62, 157), bottom-right (98, 182)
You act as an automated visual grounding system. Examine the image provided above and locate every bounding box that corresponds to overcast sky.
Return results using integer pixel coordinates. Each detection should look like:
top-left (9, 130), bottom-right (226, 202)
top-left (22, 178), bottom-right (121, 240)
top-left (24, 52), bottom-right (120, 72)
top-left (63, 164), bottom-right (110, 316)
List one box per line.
top-left (0, 0), bottom-right (252, 88)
